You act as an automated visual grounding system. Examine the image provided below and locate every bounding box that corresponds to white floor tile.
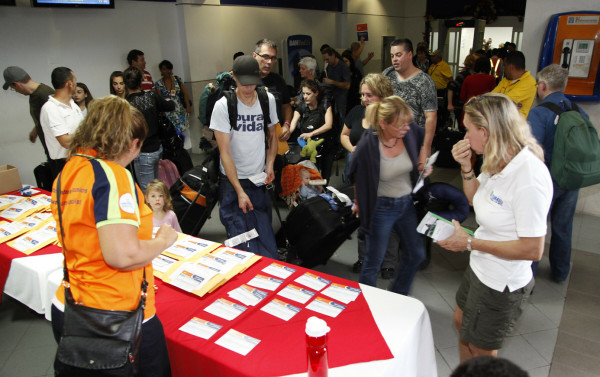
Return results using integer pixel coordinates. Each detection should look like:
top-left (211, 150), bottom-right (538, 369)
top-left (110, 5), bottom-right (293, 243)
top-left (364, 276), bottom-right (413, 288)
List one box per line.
top-left (515, 303), bottom-right (558, 335)
top-left (527, 365), bottom-right (550, 377)
top-left (435, 349), bottom-right (453, 377)
top-left (438, 346), bottom-right (460, 372)
top-left (499, 335), bottom-right (549, 370)
top-left (522, 329), bottom-right (559, 364)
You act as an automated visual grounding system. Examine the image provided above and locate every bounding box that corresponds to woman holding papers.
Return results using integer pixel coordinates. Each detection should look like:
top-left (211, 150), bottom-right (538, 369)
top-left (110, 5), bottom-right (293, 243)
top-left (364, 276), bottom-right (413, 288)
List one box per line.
top-left (50, 96), bottom-right (178, 376)
top-left (348, 96), bottom-right (429, 295)
top-left (438, 93), bottom-right (552, 363)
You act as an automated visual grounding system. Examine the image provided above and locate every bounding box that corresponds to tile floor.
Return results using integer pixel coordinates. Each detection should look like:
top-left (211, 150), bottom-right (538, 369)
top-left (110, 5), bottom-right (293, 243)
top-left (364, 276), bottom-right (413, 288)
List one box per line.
top-left (1, 156), bottom-right (598, 377)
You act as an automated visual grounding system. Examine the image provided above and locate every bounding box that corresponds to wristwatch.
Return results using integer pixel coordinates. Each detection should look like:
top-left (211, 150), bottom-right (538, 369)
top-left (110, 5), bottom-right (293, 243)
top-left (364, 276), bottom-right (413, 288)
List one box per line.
top-left (466, 236), bottom-right (473, 252)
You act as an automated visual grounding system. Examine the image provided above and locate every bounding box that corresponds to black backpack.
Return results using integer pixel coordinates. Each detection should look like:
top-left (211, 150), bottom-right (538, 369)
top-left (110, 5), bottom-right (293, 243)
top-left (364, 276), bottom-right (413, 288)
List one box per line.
top-left (222, 87), bottom-right (271, 133)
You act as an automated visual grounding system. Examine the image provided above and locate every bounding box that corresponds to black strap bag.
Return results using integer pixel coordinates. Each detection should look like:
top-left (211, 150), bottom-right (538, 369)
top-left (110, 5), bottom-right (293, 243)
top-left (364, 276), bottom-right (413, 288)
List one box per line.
top-left (54, 172), bottom-right (147, 377)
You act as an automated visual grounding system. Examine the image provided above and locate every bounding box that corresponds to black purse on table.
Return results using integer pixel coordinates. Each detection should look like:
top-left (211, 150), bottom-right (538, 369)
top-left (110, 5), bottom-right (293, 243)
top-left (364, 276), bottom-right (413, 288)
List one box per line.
top-left (54, 172), bottom-right (147, 377)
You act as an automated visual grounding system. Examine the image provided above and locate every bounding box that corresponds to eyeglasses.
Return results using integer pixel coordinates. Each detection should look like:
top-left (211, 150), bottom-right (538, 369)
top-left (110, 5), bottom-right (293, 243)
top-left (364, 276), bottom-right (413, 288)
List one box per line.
top-left (257, 54), bottom-right (277, 61)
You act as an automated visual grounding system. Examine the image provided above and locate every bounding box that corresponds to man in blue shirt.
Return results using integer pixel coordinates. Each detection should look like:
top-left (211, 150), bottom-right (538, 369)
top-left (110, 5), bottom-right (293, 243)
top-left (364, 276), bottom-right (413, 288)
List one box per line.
top-left (527, 64), bottom-right (589, 283)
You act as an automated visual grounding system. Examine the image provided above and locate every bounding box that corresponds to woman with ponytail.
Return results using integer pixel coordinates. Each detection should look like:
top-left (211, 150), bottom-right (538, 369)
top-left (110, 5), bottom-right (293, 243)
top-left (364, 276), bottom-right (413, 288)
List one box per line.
top-left (348, 96), bottom-right (431, 295)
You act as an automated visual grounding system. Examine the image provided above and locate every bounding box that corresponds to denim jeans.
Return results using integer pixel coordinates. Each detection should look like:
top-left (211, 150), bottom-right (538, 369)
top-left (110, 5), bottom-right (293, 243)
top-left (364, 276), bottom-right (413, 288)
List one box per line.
top-left (532, 182), bottom-right (579, 282)
top-left (359, 195), bottom-right (425, 295)
top-left (219, 175), bottom-right (278, 259)
top-left (134, 145), bottom-right (162, 192)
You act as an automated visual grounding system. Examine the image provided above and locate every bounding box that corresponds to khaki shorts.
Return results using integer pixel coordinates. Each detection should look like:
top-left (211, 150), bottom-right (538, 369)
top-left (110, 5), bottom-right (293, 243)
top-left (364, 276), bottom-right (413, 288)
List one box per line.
top-left (456, 265), bottom-right (533, 350)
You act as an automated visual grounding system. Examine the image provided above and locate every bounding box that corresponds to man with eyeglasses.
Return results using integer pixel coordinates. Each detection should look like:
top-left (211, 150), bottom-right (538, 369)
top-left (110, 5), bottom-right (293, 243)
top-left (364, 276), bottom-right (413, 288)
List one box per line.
top-left (3, 66), bottom-right (54, 158)
top-left (253, 38), bottom-right (291, 143)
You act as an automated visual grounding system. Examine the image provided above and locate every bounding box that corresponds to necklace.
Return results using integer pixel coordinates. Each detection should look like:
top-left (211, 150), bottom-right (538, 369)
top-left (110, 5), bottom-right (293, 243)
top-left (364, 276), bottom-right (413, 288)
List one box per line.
top-left (381, 138), bottom-right (398, 148)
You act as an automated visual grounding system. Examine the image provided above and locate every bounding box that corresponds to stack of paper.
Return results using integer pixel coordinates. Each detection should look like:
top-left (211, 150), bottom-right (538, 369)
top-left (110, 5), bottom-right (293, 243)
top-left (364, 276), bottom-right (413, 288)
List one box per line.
top-left (7, 220), bottom-right (58, 255)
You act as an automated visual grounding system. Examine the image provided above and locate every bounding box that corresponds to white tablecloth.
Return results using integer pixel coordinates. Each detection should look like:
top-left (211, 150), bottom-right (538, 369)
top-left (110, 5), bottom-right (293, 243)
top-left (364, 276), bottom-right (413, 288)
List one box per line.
top-left (3, 253), bottom-right (63, 314)
top-left (284, 284), bottom-right (438, 377)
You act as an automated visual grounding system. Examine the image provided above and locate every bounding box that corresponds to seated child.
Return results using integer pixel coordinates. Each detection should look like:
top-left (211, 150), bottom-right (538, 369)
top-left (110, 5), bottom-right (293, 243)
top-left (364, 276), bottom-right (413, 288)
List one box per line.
top-left (298, 169), bottom-right (323, 200)
top-left (145, 179), bottom-right (182, 232)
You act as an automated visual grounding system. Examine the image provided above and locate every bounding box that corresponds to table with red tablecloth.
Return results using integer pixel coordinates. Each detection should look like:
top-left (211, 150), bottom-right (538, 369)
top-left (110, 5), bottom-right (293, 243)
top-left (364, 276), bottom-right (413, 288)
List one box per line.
top-left (1, 186), bottom-right (437, 377)
top-left (155, 254), bottom-right (438, 377)
top-left (0, 189), bottom-right (63, 309)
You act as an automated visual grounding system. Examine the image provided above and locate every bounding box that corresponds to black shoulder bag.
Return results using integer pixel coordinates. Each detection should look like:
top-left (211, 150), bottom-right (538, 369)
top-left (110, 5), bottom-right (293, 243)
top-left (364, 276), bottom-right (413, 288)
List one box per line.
top-left (54, 172), bottom-right (147, 377)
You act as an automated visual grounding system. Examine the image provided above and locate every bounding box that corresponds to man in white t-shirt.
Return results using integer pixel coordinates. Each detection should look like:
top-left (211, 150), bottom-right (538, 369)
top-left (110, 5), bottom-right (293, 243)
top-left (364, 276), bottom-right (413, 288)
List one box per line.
top-left (39, 67), bottom-right (83, 179)
top-left (210, 55), bottom-right (279, 259)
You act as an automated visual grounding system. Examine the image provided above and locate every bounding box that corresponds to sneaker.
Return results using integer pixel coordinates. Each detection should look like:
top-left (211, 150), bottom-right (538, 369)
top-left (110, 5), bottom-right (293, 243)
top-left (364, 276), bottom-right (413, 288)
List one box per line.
top-left (381, 268), bottom-right (395, 280)
top-left (352, 260), bottom-right (363, 273)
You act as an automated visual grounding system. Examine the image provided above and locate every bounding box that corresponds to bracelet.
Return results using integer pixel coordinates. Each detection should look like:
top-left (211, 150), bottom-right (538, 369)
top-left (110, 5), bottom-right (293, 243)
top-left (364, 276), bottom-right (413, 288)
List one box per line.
top-left (461, 167), bottom-right (473, 174)
top-left (466, 236), bottom-right (473, 252)
top-left (283, 122), bottom-right (290, 127)
top-left (462, 172), bottom-right (476, 181)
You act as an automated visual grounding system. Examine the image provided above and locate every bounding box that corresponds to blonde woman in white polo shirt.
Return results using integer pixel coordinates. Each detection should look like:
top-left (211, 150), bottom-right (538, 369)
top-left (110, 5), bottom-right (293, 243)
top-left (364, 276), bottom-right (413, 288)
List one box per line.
top-left (438, 93), bottom-right (553, 363)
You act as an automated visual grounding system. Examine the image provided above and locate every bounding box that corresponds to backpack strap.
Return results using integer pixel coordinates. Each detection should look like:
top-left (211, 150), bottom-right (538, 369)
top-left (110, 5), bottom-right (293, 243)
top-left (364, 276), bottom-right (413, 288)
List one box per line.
top-left (256, 86), bottom-right (271, 127)
top-left (538, 102), bottom-right (564, 116)
top-left (224, 90), bottom-right (238, 130)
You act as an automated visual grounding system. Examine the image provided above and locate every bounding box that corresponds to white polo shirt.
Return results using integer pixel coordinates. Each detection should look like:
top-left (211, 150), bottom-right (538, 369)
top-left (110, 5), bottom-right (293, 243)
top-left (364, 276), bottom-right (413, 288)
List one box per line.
top-left (40, 96), bottom-right (84, 159)
top-left (471, 146), bottom-right (553, 292)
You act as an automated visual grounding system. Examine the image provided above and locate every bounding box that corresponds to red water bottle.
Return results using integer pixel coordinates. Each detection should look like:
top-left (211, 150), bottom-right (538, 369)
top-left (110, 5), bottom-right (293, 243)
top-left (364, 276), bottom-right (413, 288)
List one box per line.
top-left (306, 316), bottom-right (330, 377)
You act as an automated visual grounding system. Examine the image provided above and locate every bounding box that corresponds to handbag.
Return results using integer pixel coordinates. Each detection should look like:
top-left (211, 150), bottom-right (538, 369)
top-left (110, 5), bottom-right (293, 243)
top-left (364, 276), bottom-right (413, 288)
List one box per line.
top-left (158, 112), bottom-right (184, 152)
top-left (54, 172), bottom-right (147, 377)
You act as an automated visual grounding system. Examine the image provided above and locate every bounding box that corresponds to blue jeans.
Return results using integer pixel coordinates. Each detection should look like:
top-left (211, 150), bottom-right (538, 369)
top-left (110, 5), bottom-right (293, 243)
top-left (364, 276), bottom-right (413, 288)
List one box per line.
top-left (134, 145), bottom-right (162, 192)
top-left (532, 182), bottom-right (579, 282)
top-left (359, 195), bottom-right (425, 295)
top-left (219, 175), bottom-right (278, 259)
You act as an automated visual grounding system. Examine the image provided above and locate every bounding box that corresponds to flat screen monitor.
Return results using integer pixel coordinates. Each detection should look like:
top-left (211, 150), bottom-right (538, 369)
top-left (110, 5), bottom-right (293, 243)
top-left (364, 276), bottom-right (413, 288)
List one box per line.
top-left (32, 0), bottom-right (114, 8)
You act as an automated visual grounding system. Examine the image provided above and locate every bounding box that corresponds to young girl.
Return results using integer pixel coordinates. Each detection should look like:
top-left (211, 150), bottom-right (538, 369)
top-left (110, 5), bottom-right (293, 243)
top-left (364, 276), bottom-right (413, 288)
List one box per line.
top-left (73, 82), bottom-right (93, 117)
top-left (145, 179), bottom-right (182, 232)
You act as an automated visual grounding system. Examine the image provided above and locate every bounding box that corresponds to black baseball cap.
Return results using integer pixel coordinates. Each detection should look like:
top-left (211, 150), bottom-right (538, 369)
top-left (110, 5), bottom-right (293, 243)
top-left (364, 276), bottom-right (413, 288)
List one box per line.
top-left (233, 55), bottom-right (262, 86)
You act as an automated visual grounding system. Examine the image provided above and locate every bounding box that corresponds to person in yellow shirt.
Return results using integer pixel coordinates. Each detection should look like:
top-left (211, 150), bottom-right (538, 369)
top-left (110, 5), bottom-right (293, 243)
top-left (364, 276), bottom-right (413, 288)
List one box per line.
top-left (428, 50), bottom-right (453, 96)
top-left (492, 51), bottom-right (536, 118)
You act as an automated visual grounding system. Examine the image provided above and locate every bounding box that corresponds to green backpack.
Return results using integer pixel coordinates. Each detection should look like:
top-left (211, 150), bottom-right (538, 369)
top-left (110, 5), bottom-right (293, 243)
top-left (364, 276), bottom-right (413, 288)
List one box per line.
top-left (540, 101), bottom-right (600, 190)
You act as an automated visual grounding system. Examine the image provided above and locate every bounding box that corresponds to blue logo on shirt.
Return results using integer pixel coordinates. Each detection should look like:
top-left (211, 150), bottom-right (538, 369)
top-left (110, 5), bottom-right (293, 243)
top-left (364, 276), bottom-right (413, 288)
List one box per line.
top-left (233, 114), bottom-right (264, 132)
top-left (490, 191), bottom-right (503, 206)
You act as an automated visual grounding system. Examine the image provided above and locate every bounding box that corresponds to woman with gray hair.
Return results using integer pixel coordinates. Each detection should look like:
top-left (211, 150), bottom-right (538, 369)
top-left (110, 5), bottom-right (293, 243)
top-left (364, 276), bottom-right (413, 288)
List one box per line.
top-left (439, 93), bottom-right (553, 363)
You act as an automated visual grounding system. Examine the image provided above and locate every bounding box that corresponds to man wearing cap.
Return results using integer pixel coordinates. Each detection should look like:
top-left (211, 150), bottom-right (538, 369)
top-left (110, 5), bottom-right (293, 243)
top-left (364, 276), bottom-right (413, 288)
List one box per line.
top-left (428, 50), bottom-right (453, 97)
top-left (253, 39), bottom-right (291, 142)
top-left (3, 66), bottom-right (55, 157)
top-left (210, 55), bottom-right (279, 259)
top-left (40, 67), bottom-right (84, 179)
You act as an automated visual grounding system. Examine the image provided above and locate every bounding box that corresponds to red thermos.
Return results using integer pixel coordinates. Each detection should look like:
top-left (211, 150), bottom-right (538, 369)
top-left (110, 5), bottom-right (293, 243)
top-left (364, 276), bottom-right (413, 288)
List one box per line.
top-left (305, 316), bottom-right (330, 377)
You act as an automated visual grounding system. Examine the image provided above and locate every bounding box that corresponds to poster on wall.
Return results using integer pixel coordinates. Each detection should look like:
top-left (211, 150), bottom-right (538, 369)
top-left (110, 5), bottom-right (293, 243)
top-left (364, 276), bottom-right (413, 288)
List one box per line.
top-left (285, 35), bottom-right (312, 87)
top-left (357, 24), bottom-right (369, 41)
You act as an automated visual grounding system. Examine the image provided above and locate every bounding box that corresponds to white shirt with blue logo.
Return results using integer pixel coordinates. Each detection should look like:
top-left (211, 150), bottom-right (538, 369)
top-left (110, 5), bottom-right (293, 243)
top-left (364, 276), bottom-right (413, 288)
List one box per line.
top-left (471, 146), bottom-right (553, 292)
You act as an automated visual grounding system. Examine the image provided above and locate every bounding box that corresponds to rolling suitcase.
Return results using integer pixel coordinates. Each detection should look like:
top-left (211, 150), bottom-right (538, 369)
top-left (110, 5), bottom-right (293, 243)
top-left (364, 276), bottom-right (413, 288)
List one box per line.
top-left (278, 185), bottom-right (359, 268)
top-left (434, 113), bottom-right (465, 168)
top-left (170, 151), bottom-right (219, 236)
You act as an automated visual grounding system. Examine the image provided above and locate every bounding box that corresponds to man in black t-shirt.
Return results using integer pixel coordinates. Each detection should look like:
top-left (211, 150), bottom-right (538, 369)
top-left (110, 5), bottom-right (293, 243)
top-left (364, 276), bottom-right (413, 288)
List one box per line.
top-left (253, 38), bottom-right (291, 143)
top-left (3, 66), bottom-right (55, 158)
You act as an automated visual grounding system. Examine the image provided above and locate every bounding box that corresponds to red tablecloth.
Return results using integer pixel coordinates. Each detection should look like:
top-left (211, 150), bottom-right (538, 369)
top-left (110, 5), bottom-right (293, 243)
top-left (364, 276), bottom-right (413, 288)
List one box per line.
top-left (155, 256), bottom-right (393, 377)
top-left (0, 189), bottom-right (60, 305)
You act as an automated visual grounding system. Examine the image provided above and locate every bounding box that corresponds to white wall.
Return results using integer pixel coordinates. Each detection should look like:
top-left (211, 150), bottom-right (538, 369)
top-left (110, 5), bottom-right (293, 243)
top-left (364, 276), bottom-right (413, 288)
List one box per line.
top-left (523, 0), bottom-right (600, 216)
top-left (1, 0), bottom-right (421, 186)
top-left (0, 0), bottom-right (185, 185)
